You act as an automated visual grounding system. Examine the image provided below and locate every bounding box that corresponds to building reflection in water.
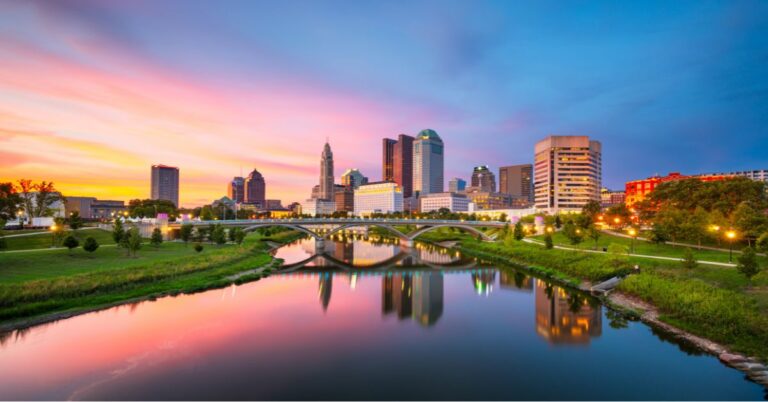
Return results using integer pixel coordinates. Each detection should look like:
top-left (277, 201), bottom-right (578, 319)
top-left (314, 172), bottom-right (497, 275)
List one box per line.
top-left (499, 271), bottom-right (533, 292)
top-left (534, 280), bottom-right (601, 344)
top-left (382, 272), bottom-right (443, 327)
top-left (318, 274), bottom-right (332, 312)
top-left (472, 270), bottom-right (496, 296)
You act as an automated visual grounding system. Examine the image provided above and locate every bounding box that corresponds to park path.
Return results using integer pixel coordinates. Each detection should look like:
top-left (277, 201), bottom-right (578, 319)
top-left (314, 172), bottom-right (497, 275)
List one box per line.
top-left (2, 227), bottom-right (101, 238)
top-left (522, 238), bottom-right (736, 267)
top-left (602, 229), bottom-right (765, 256)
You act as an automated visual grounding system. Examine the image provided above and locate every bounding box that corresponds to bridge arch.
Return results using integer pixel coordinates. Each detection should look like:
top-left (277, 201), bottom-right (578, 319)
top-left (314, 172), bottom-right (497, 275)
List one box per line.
top-left (407, 224), bottom-right (493, 241)
top-left (325, 223), bottom-right (409, 240)
top-left (242, 224), bottom-right (321, 240)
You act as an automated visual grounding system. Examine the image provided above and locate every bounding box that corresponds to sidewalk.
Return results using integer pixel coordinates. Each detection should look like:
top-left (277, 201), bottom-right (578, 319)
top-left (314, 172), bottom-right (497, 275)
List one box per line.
top-left (1, 227), bottom-right (101, 238)
top-left (522, 238), bottom-right (736, 267)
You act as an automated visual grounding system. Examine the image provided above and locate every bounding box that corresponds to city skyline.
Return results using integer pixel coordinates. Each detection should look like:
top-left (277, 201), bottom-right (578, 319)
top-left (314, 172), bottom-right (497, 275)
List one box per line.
top-left (1, 1), bottom-right (767, 207)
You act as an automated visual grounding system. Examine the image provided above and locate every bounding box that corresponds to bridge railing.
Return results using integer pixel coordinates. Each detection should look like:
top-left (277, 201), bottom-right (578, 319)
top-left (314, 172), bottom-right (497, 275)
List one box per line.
top-left (168, 218), bottom-right (506, 226)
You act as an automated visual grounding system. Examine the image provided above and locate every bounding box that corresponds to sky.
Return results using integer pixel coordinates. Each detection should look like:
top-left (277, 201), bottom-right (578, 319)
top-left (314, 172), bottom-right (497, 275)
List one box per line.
top-left (1, 0), bottom-right (767, 207)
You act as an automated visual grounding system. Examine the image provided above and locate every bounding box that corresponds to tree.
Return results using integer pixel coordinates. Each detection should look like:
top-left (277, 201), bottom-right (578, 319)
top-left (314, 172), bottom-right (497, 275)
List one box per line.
top-left (607, 243), bottom-right (630, 268)
top-left (732, 201), bottom-right (768, 246)
top-left (581, 200), bottom-right (602, 222)
top-left (194, 243), bottom-right (204, 253)
top-left (562, 221), bottom-right (583, 245)
top-left (554, 215), bottom-right (563, 229)
top-left (0, 182), bottom-right (22, 222)
top-left (126, 227), bottom-right (143, 257)
top-left (211, 225), bottom-right (227, 246)
top-left (544, 232), bottom-right (554, 249)
top-left (607, 204), bottom-right (632, 229)
top-left (83, 237), bottom-right (99, 253)
top-left (233, 227), bottom-right (246, 246)
top-left (737, 247), bottom-right (761, 283)
top-left (758, 232), bottom-right (768, 255)
top-left (649, 224), bottom-right (670, 244)
top-left (180, 224), bottom-right (193, 246)
top-left (679, 207), bottom-right (708, 246)
top-left (588, 225), bottom-right (601, 250)
top-left (112, 219), bottom-right (125, 245)
top-left (681, 248), bottom-right (697, 269)
top-left (228, 227), bottom-right (237, 242)
top-left (127, 199), bottom-right (178, 219)
top-left (68, 211), bottom-right (84, 231)
top-left (17, 179), bottom-right (64, 218)
top-left (513, 221), bottom-right (524, 241)
top-left (63, 235), bottom-right (79, 253)
top-left (150, 228), bottom-right (163, 248)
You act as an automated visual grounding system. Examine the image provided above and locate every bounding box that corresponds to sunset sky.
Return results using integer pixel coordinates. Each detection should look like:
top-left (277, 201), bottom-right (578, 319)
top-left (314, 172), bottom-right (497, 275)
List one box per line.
top-left (1, 0), bottom-right (767, 207)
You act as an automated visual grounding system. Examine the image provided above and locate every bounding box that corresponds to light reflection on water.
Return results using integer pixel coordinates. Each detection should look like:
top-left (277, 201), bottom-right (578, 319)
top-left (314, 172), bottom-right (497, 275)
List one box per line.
top-left (0, 237), bottom-right (763, 400)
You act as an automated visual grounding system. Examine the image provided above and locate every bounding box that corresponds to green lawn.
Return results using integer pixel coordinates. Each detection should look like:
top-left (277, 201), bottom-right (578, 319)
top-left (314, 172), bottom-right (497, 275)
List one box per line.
top-left (2, 228), bottom-right (115, 251)
top-left (536, 231), bottom-right (768, 265)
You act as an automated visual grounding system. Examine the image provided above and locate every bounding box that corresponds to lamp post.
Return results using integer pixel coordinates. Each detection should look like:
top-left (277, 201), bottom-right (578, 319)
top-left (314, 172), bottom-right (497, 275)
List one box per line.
top-left (628, 228), bottom-right (637, 254)
top-left (709, 225), bottom-right (721, 246)
top-left (17, 210), bottom-right (24, 229)
top-left (726, 230), bottom-right (736, 263)
top-left (49, 224), bottom-right (58, 248)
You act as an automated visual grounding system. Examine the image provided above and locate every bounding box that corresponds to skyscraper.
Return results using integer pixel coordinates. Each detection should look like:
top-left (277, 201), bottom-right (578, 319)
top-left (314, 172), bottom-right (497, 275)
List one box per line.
top-left (228, 176), bottom-right (245, 203)
top-left (340, 168), bottom-right (368, 189)
top-left (393, 134), bottom-right (414, 198)
top-left (382, 138), bottom-right (396, 182)
top-left (534, 136), bottom-right (602, 213)
top-left (448, 178), bottom-right (466, 193)
top-left (470, 165), bottom-right (496, 192)
top-left (499, 164), bottom-right (533, 202)
top-left (412, 129), bottom-right (444, 196)
top-left (319, 141), bottom-right (335, 200)
top-left (245, 169), bottom-right (266, 206)
top-left (150, 164), bottom-right (179, 207)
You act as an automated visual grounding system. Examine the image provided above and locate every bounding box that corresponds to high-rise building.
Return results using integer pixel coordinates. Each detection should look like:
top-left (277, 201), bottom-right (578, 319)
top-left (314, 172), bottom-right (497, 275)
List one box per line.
top-left (354, 181), bottom-right (404, 216)
top-left (534, 136), bottom-right (602, 213)
top-left (499, 164), bottom-right (533, 202)
top-left (228, 176), bottom-right (245, 203)
top-left (319, 141), bottom-right (335, 200)
top-left (413, 129), bottom-right (444, 196)
top-left (245, 169), bottom-right (266, 206)
top-left (151, 164), bottom-right (179, 207)
top-left (382, 138), bottom-right (397, 182)
top-left (393, 134), bottom-right (414, 198)
top-left (470, 165), bottom-right (496, 192)
top-left (448, 178), bottom-right (466, 193)
top-left (340, 168), bottom-right (368, 189)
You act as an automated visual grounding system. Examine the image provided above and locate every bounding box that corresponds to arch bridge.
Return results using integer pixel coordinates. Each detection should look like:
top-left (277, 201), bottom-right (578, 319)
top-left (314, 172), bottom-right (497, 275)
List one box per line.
top-left (167, 218), bottom-right (504, 246)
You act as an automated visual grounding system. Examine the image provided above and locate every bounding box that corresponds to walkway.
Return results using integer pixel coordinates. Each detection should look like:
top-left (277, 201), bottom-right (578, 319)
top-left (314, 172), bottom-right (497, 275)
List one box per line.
top-left (522, 238), bottom-right (736, 267)
top-left (1, 227), bottom-right (101, 238)
top-left (602, 229), bottom-right (764, 256)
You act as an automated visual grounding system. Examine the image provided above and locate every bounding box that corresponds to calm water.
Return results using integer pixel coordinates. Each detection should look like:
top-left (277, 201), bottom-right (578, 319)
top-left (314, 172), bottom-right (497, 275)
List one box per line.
top-left (0, 237), bottom-right (764, 400)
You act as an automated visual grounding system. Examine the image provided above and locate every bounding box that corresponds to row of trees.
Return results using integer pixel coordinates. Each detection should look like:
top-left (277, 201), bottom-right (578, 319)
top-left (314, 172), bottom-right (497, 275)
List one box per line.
top-left (0, 180), bottom-right (65, 224)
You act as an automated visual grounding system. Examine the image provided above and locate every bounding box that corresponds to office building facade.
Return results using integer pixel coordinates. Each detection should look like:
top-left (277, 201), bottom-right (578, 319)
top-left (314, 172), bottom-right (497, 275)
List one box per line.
top-left (354, 181), bottom-right (404, 216)
top-left (419, 192), bottom-right (470, 213)
top-left (382, 138), bottom-right (397, 182)
top-left (245, 169), bottom-right (266, 206)
top-left (151, 164), bottom-right (180, 207)
top-left (319, 141), bottom-right (335, 200)
top-left (228, 176), bottom-right (245, 203)
top-left (448, 178), bottom-right (466, 193)
top-left (499, 164), bottom-right (533, 202)
top-left (470, 165), bottom-right (496, 192)
top-left (533, 136), bottom-right (602, 213)
top-left (341, 168), bottom-right (369, 189)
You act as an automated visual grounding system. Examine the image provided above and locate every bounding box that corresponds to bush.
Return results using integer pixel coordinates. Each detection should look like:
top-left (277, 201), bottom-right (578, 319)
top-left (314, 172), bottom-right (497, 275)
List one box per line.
top-left (83, 237), bottom-right (99, 253)
top-left (681, 248), bottom-right (697, 269)
top-left (194, 243), bottom-right (204, 253)
top-left (737, 247), bottom-right (760, 282)
top-left (544, 232), bottom-right (553, 249)
top-left (151, 228), bottom-right (163, 248)
top-left (62, 235), bottom-right (79, 252)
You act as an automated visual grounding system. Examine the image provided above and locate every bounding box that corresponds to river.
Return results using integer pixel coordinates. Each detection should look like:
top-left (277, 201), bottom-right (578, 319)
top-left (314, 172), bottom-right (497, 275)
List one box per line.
top-left (0, 237), bottom-right (764, 400)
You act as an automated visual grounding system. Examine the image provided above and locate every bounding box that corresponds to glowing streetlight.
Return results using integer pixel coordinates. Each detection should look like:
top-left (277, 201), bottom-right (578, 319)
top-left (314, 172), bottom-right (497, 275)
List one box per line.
top-left (546, 226), bottom-right (554, 233)
top-left (628, 228), bottom-right (638, 253)
top-left (49, 224), bottom-right (59, 247)
top-left (726, 230), bottom-right (737, 262)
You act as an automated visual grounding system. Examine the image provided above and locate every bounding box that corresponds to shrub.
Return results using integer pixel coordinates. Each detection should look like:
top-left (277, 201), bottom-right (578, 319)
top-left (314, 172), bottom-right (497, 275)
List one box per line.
top-left (737, 247), bottom-right (760, 283)
top-left (180, 224), bottom-right (193, 246)
top-left (544, 232), bottom-right (553, 249)
top-left (681, 248), bottom-right (697, 269)
top-left (513, 221), bottom-right (524, 241)
top-left (62, 235), bottom-right (79, 253)
top-left (194, 243), bottom-right (204, 253)
top-left (83, 237), bottom-right (99, 253)
top-left (151, 228), bottom-right (163, 248)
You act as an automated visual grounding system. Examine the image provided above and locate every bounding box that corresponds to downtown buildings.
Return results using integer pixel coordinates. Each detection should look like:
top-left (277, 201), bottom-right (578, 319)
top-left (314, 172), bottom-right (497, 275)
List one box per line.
top-left (354, 182), bottom-right (404, 216)
top-left (413, 129), bottom-right (444, 196)
top-left (150, 164), bottom-right (179, 207)
top-left (533, 136), bottom-right (602, 213)
top-left (499, 164), bottom-right (533, 203)
top-left (382, 134), bottom-right (415, 198)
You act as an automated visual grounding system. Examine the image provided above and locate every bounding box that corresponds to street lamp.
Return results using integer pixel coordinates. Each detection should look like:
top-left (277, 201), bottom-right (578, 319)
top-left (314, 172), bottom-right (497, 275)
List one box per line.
top-left (726, 230), bottom-right (736, 263)
top-left (49, 224), bottom-right (58, 248)
top-left (628, 228), bottom-right (637, 254)
top-left (546, 226), bottom-right (554, 234)
top-left (17, 210), bottom-right (24, 229)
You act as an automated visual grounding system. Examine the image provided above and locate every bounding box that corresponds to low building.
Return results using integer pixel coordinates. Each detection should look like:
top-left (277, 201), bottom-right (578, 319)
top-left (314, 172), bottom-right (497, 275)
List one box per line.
top-left (420, 192), bottom-right (469, 213)
top-left (300, 198), bottom-right (337, 216)
top-left (269, 209), bottom-right (293, 219)
top-left (463, 188), bottom-right (515, 210)
top-left (66, 196), bottom-right (125, 219)
top-left (335, 186), bottom-right (354, 213)
top-left (600, 188), bottom-right (626, 207)
top-left (354, 181), bottom-right (403, 216)
top-left (265, 199), bottom-right (283, 210)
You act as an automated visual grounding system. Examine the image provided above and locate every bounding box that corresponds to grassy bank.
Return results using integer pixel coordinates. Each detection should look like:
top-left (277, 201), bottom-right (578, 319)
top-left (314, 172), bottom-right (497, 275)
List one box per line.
top-left (0, 230), bottom-right (304, 326)
top-left (2, 228), bottom-right (115, 251)
top-left (426, 230), bottom-right (768, 360)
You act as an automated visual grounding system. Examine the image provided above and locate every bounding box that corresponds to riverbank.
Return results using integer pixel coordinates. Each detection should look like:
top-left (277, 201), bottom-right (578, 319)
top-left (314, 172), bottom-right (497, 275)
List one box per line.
top-left (0, 231), bottom-right (305, 332)
top-left (419, 232), bottom-right (768, 387)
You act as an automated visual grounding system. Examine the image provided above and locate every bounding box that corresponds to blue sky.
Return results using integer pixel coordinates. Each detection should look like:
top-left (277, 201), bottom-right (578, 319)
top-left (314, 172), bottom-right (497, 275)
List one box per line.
top-left (1, 0), bottom-right (766, 204)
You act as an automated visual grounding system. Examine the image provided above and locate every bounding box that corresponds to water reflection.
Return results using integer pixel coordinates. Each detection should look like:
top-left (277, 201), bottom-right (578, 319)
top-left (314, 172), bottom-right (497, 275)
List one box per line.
top-left (535, 280), bottom-right (602, 344)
